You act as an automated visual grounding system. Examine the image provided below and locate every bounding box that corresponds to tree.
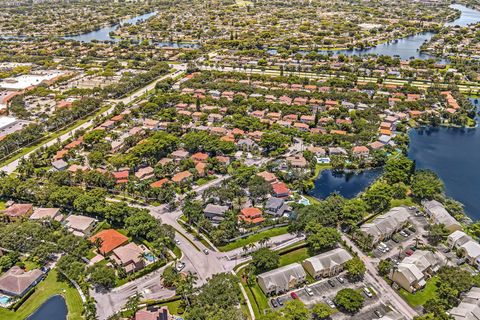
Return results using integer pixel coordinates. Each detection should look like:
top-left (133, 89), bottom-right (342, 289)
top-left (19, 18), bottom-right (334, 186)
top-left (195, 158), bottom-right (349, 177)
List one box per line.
top-left (341, 199), bottom-right (367, 228)
top-left (281, 300), bottom-right (311, 320)
top-left (426, 223), bottom-right (449, 245)
top-left (411, 170), bottom-right (444, 199)
top-left (259, 311), bottom-right (285, 320)
top-left (363, 181), bottom-right (393, 212)
top-left (334, 288), bottom-right (364, 313)
top-left (125, 292), bottom-right (143, 315)
top-left (162, 266), bottom-right (180, 288)
top-left (251, 248), bottom-right (280, 274)
top-left (305, 224), bottom-right (340, 254)
top-left (345, 257), bottom-right (366, 280)
top-left (89, 264), bottom-right (116, 289)
top-left (383, 155), bottom-right (414, 184)
top-left (377, 259), bottom-right (392, 276)
top-left (248, 175), bottom-right (273, 204)
top-left (311, 303), bottom-right (335, 319)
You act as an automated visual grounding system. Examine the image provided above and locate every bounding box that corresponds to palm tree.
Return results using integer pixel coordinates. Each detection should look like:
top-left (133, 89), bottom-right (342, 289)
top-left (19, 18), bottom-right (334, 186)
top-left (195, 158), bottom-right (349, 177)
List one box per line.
top-left (263, 236), bottom-right (271, 247)
top-left (242, 245), bottom-right (249, 255)
top-left (397, 245), bottom-right (403, 259)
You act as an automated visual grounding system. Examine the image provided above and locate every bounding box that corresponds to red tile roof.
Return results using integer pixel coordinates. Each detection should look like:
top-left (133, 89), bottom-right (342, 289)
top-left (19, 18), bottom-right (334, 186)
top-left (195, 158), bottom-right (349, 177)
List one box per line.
top-left (90, 229), bottom-right (129, 255)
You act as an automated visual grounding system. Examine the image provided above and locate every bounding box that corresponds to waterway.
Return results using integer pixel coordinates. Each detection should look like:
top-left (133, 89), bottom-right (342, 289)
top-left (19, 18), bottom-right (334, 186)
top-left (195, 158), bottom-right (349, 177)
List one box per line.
top-left (269, 4), bottom-right (480, 60)
top-left (408, 98), bottom-right (480, 220)
top-left (27, 295), bottom-right (67, 320)
top-left (308, 167), bottom-right (383, 200)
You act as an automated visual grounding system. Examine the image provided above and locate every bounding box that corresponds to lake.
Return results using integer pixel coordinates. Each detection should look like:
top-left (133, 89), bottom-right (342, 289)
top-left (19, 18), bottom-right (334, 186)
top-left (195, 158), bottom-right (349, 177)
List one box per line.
top-left (408, 99), bottom-right (480, 220)
top-left (27, 295), bottom-right (67, 320)
top-left (64, 11), bottom-right (157, 43)
top-left (268, 4), bottom-right (480, 60)
top-left (309, 167), bottom-right (383, 200)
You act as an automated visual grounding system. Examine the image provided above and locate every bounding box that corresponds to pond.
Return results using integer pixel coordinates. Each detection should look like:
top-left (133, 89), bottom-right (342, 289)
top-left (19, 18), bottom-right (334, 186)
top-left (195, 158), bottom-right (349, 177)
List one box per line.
top-left (27, 295), bottom-right (67, 320)
top-left (408, 98), bottom-right (480, 220)
top-left (308, 167), bottom-right (383, 200)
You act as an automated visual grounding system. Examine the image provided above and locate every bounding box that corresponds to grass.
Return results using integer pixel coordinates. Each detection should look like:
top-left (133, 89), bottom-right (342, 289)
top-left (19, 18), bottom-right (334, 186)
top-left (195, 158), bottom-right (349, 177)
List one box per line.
top-left (390, 197), bottom-right (416, 208)
top-left (279, 247), bottom-right (310, 267)
top-left (172, 246), bottom-right (182, 259)
top-left (22, 259), bottom-right (41, 271)
top-left (195, 176), bottom-right (216, 186)
top-left (162, 299), bottom-right (182, 315)
top-left (218, 226), bottom-right (290, 252)
top-left (0, 201), bottom-right (5, 210)
top-left (399, 276), bottom-right (438, 307)
top-left (0, 269), bottom-right (84, 320)
top-left (239, 270), bottom-right (269, 318)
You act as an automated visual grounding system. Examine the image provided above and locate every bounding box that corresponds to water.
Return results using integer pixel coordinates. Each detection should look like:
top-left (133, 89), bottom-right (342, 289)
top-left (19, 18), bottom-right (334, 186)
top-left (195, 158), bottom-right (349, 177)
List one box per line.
top-left (408, 98), bottom-right (480, 220)
top-left (64, 11), bottom-right (157, 42)
top-left (27, 295), bottom-right (67, 320)
top-left (309, 167), bottom-right (383, 200)
top-left (268, 4), bottom-right (480, 60)
top-left (0, 294), bottom-right (11, 307)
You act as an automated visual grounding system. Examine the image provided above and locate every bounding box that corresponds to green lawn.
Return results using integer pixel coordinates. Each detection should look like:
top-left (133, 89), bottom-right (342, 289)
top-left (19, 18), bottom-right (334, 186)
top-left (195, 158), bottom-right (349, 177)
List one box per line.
top-left (279, 247), bottom-right (310, 267)
top-left (390, 197), bottom-right (416, 208)
top-left (0, 201), bottom-right (5, 210)
top-left (0, 269), bottom-right (84, 320)
top-left (310, 163), bottom-right (332, 183)
top-left (218, 226), bottom-right (290, 252)
top-left (399, 276), bottom-right (438, 307)
top-left (162, 299), bottom-right (182, 315)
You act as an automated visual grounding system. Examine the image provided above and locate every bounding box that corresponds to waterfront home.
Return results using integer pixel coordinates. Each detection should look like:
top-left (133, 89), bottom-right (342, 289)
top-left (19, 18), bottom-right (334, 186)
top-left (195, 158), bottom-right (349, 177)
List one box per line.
top-left (64, 215), bottom-right (96, 237)
top-left (135, 307), bottom-right (171, 320)
top-left (302, 248), bottom-right (352, 279)
top-left (29, 207), bottom-right (63, 222)
top-left (391, 250), bottom-right (444, 293)
top-left (90, 229), bottom-right (129, 256)
top-left (423, 200), bottom-right (462, 232)
top-left (359, 207), bottom-right (410, 246)
top-left (0, 266), bottom-right (44, 297)
top-left (111, 242), bottom-right (145, 274)
top-left (328, 147), bottom-right (347, 156)
top-left (307, 146), bottom-right (326, 158)
top-left (352, 146), bottom-right (370, 158)
top-left (448, 287), bottom-right (480, 320)
top-left (257, 263), bottom-right (306, 295)
top-left (286, 155), bottom-right (308, 168)
top-left (447, 230), bottom-right (473, 249)
top-left (204, 204), bottom-right (229, 225)
top-left (271, 182), bottom-right (291, 198)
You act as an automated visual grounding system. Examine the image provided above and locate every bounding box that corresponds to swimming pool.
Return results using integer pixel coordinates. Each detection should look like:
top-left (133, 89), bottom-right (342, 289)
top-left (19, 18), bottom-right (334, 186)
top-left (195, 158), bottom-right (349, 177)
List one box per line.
top-left (144, 253), bottom-right (156, 263)
top-left (0, 294), bottom-right (12, 307)
top-left (298, 196), bottom-right (310, 206)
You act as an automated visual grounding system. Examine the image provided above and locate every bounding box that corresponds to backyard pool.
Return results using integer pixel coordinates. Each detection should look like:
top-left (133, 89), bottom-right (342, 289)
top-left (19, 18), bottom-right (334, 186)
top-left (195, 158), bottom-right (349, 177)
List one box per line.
top-left (0, 294), bottom-right (12, 307)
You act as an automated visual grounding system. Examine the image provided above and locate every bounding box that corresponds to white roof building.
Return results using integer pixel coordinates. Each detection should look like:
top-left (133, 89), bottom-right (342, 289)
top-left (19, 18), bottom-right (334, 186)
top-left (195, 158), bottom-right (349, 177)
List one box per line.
top-left (257, 263), bottom-right (306, 295)
top-left (302, 248), bottom-right (352, 279)
top-left (360, 207), bottom-right (411, 245)
top-left (423, 200), bottom-right (462, 232)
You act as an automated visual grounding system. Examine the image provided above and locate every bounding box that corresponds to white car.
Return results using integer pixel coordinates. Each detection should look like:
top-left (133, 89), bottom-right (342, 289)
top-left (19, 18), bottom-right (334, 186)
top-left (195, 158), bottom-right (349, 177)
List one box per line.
top-left (175, 239), bottom-right (180, 245)
top-left (363, 287), bottom-right (373, 298)
top-left (325, 299), bottom-right (335, 309)
top-left (305, 286), bottom-right (314, 296)
top-left (176, 262), bottom-right (185, 272)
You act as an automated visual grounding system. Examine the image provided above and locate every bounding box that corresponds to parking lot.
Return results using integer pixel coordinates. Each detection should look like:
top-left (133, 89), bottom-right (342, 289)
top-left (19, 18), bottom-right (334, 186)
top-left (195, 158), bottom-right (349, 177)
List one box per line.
top-left (332, 301), bottom-right (390, 320)
top-left (269, 273), bottom-right (381, 315)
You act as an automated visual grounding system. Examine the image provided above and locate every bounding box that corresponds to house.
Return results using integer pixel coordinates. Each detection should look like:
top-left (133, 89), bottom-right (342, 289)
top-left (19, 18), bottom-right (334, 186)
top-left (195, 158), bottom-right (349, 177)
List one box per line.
top-left (150, 178), bottom-right (170, 188)
top-left (172, 171), bottom-right (193, 183)
top-left (191, 152), bottom-right (209, 163)
top-left (204, 204), bottom-right (229, 224)
top-left (135, 307), bottom-right (171, 320)
top-left (171, 150), bottom-right (189, 163)
top-left (111, 242), bottom-right (145, 274)
top-left (391, 250), bottom-right (444, 293)
top-left (352, 146), bottom-right (369, 158)
top-left (265, 197), bottom-right (291, 217)
top-left (113, 170), bottom-right (129, 184)
top-left (271, 182), bottom-right (291, 198)
top-left (448, 230), bottom-right (473, 249)
top-left (239, 207), bottom-right (264, 225)
top-left (29, 208), bottom-right (63, 222)
top-left (51, 159), bottom-right (68, 171)
top-left (195, 162), bottom-right (207, 176)
top-left (257, 171), bottom-right (278, 184)
top-left (65, 215), bottom-right (96, 237)
top-left (90, 229), bottom-right (129, 256)
top-left (459, 240), bottom-right (480, 268)
top-left (286, 155), bottom-right (308, 168)
top-left (3, 203), bottom-right (33, 220)
top-left (359, 207), bottom-right (411, 245)
top-left (135, 166), bottom-right (155, 180)
top-left (448, 287), bottom-right (480, 320)
top-left (302, 248), bottom-right (353, 279)
top-left (328, 147), bottom-right (347, 156)
top-left (423, 200), bottom-right (462, 232)
top-left (237, 138), bottom-right (258, 151)
top-left (208, 113), bottom-right (223, 123)
top-left (307, 146), bottom-right (326, 158)
top-left (257, 263), bottom-right (306, 295)
top-left (0, 266), bottom-right (44, 297)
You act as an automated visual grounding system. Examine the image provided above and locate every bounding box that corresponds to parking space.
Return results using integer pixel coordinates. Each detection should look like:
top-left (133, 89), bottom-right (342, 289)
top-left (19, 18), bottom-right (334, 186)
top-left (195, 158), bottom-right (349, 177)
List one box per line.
top-left (332, 301), bottom-right (390, 320)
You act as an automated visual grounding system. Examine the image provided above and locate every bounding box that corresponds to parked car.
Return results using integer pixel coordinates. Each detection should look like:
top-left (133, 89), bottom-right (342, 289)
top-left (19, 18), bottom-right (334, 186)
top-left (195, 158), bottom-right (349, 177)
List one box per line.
top-left (176, 261), bottom-right (185, 272)
top-left (305, 286), bottom-right (313, 296)
top-left (203, 249), bottom-right (209, 255)
top-left (374, 310), bottom-right (383, 318)
top-left (276, 297), bottom-right (284, 306)
top-left (336, 276), bottom-right (345, 284)
top-left (175, 239), bottom-right (180, 245)
top-left (363, 287), bottom-right (373, 298)
top-left (328, 279), bottom-right (336, 287)
top-left (325, 299), bottom-right (335, 309)
top-left (290, 292), bottom-right (299, 300)
top-left (405, 249), bottom-right (414, 256)
top-left (270, 298), bottom-right (278, 308)
top-left (399, 230), bottom-right (408, 237)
